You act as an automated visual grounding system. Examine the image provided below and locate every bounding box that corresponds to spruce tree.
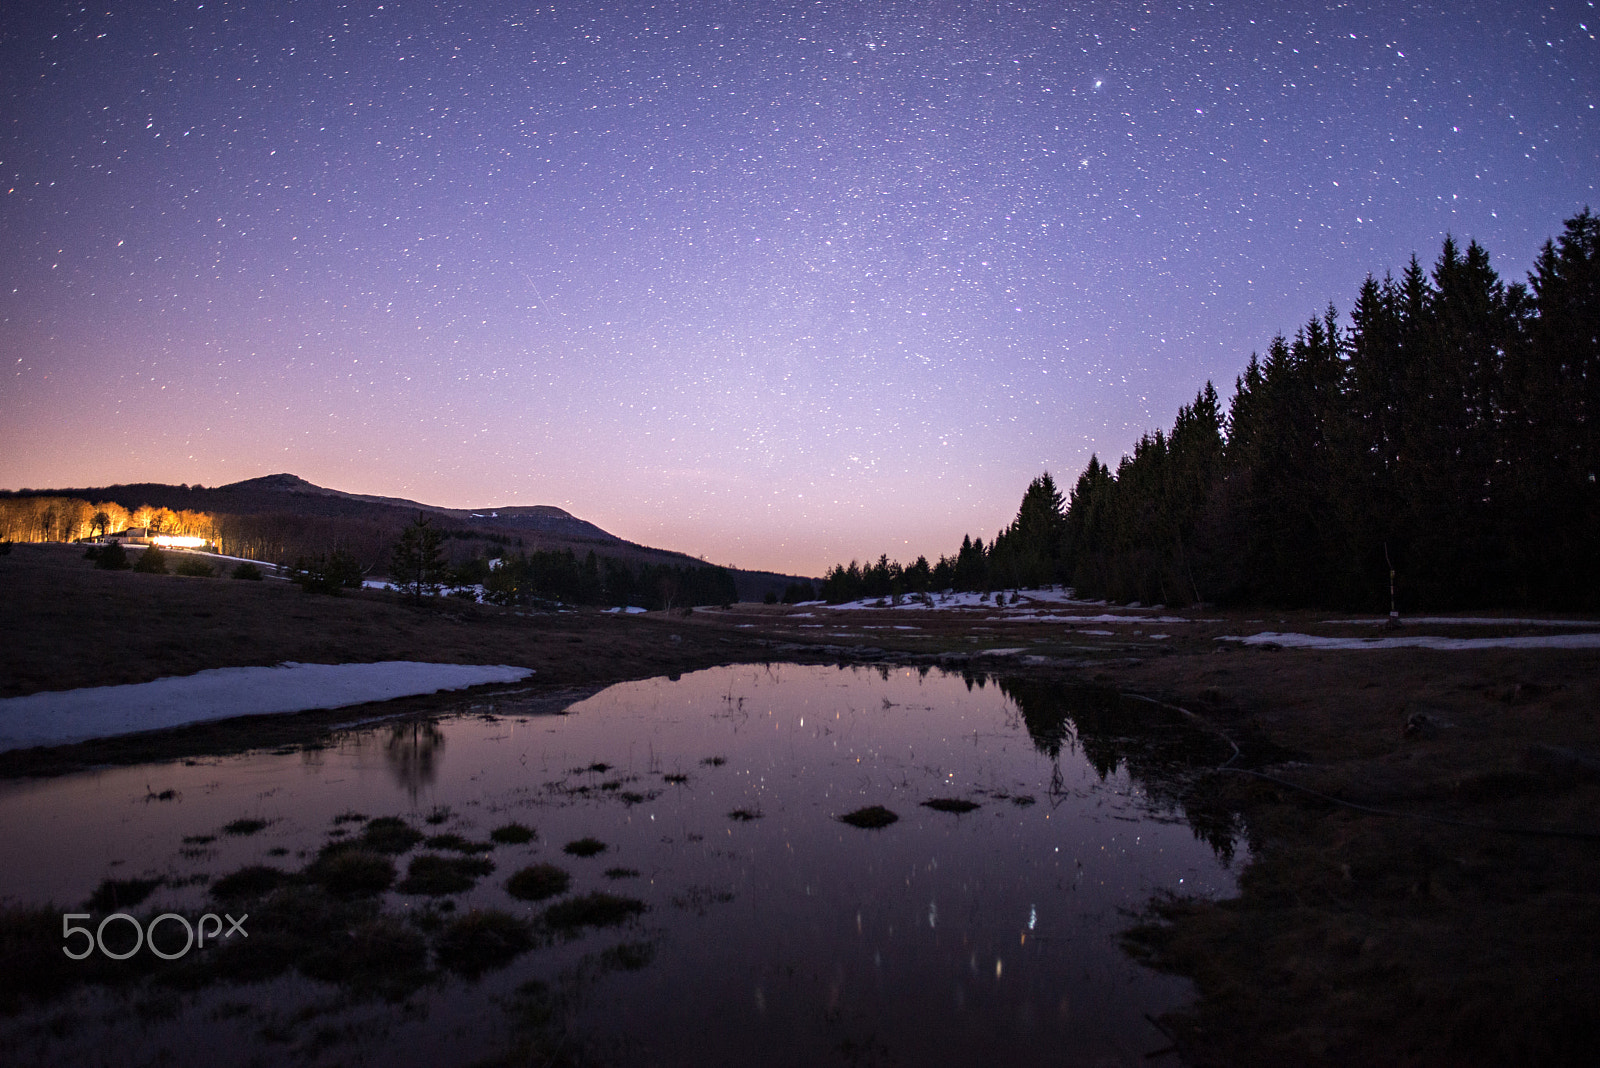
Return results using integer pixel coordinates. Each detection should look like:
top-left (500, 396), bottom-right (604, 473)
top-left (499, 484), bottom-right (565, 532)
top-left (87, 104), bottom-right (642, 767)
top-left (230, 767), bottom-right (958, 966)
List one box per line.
top-left (390, 514), bottom-right (446, 602)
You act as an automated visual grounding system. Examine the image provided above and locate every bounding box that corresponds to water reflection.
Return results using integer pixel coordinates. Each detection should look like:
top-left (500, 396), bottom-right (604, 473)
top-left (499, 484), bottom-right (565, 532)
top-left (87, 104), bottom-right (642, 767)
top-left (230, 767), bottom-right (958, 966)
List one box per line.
top-left (0, 663), bottom-right (1247, 1068)
top-left (994, 675), bottom-right (1245, 860)
top-left (384, 719), bottom-right (445, 799)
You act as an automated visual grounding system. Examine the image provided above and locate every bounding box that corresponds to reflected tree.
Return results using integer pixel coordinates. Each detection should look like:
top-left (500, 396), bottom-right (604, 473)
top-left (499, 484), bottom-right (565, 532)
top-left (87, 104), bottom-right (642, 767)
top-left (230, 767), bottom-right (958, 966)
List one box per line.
top-left (385, 720), bottom-right (446, 801)
top-left (994, 675), bottom-right (1246, 862)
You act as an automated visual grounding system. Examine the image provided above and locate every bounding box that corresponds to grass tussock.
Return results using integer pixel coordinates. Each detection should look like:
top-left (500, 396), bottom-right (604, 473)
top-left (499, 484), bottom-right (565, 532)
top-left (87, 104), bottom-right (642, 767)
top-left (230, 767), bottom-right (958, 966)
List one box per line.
top-left (434, 910), bottom-right (534, 978)
top-left (209, 865), bottom-right (294, 902)
top-left (423, 833), bottom-right (494, 854)
top-left (397, 854), bottom-right (494, 896)
top-left (505, 864), bottom-right (572, 902)
top-left (357, 816), bottom-right (424, 854)
top-left (542, 892), bottom-right (647, 933)
top-left (305, 848), bottom-right (396, 898)
top-left (0, 905), bottom-right (92, 1012)
top-left (86, 877), bottom-right (164, 912)
top-left (599, 940), bottom-right (656, 972)
top-left (921, 797), bottom-right (980, 814)
top-left (489, 822), bottom-right (536, 845)
top-left (297, 915), bottom-right (428, 998)
top-left (562, 837), bottom-right (607, 858)
top-left (838, 805), bottom-right (898, 829)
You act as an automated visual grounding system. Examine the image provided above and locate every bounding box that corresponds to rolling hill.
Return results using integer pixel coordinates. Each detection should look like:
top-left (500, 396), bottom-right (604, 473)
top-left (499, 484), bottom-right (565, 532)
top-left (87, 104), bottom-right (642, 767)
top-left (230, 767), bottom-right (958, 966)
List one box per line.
top-left (0, 474), bottom-right (812, 602)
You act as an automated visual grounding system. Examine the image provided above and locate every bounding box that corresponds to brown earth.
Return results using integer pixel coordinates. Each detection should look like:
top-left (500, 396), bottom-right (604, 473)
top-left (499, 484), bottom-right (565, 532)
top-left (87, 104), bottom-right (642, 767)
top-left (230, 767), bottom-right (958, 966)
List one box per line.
top-left (3, 542), bottom-right (1599, 1064)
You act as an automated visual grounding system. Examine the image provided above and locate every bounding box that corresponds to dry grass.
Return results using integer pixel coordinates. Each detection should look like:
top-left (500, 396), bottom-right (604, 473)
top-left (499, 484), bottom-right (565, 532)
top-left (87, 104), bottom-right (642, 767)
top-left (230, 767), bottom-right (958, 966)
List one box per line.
top-left (1098, 640), bottom-right (1600, 1066)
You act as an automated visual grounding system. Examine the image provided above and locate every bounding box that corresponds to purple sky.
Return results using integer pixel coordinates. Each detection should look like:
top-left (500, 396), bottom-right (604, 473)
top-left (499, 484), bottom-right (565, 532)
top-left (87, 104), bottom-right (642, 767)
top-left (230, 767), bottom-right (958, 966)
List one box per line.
top-left (3, 1), bottom-right (1595, 575)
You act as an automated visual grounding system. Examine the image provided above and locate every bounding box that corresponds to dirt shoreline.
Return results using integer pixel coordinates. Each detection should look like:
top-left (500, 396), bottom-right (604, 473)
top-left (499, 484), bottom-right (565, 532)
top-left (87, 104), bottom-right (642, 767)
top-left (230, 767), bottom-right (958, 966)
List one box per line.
top-left (4, 542), bottom-right (1599, 1064)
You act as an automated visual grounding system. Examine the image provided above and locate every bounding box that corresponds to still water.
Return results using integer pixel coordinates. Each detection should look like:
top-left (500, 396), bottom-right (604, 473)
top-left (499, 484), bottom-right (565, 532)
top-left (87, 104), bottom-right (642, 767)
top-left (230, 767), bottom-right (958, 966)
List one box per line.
top-left (0, 663), bottom-right (1243, 1066)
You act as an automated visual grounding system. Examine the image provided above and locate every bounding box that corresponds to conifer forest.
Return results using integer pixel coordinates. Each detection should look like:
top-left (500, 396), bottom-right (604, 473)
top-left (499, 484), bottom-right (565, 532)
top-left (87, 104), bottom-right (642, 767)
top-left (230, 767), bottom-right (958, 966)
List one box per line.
top-left (823, 210), bottom-right (1600, 611)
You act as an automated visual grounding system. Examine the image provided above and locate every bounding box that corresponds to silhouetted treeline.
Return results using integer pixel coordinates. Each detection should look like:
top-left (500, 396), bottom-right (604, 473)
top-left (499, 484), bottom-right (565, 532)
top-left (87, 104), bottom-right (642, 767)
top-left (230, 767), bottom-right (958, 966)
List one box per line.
top-left (471, 548), bottom-right (736, 610)
top-left (825, 209), bottom-right (1600, 610)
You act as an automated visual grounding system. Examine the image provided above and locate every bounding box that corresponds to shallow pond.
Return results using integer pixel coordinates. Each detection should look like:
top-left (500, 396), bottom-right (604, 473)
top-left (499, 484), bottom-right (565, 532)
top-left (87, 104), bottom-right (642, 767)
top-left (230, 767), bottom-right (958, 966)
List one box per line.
top-left (0, 663), bottom-right (1243, 1066)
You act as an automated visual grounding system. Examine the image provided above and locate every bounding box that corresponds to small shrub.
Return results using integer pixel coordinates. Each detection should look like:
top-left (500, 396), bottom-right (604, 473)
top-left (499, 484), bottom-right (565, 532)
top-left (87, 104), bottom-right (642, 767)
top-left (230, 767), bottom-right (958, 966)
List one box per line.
top-left (489, 822), bottom-right (535, 845)
top-left (505, 864), bottom-right (571, 902)
top-left (132, 544), bottom-right (168, 574)
top-left (174, 557), bottom-right (215, 578)
top-left (231, 561), bottom-right (264, 580)
top-left (290, 550), bottom-right (363, 594)
top-left (95, 542), bottom-right (130, 570)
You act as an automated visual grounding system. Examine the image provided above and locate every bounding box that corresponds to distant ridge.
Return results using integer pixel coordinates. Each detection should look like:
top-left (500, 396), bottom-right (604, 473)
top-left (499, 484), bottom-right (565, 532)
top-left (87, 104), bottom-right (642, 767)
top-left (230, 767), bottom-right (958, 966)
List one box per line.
top-left (1, 474), bottom-right (815, 600)
top-left (220, 473), bottom-right (618, 542)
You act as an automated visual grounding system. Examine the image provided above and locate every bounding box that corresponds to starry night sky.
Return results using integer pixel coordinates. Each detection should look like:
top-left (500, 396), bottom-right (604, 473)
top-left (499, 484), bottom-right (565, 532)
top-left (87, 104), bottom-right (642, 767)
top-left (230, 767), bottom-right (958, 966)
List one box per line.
top-left (3, 1), bottom-right (1596, 574)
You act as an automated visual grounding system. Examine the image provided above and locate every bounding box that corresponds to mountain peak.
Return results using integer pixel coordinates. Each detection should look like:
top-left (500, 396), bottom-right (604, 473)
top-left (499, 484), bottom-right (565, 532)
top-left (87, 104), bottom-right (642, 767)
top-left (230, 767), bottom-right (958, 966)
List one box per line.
top-left (223, 473), bottom-right (325, 493)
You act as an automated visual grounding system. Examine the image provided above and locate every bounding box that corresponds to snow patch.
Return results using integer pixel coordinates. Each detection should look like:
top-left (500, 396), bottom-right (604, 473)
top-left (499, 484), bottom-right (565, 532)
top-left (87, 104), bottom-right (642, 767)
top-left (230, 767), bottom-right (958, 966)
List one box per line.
top-left (1328, 616), bottom-right (1600, 628)
top-left (0, 662), bottom-right (535, 752)
top-left (1220, 631), bottom-right (1600, 652)
top-left (1008, 613), bottom-right (1206, 625)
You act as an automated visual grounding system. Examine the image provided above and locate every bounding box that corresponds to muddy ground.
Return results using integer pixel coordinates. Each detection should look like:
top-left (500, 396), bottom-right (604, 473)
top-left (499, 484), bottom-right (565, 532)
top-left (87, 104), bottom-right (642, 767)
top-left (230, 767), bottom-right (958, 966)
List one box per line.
top-left (3, 541), bottom-right (1599, 1065)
